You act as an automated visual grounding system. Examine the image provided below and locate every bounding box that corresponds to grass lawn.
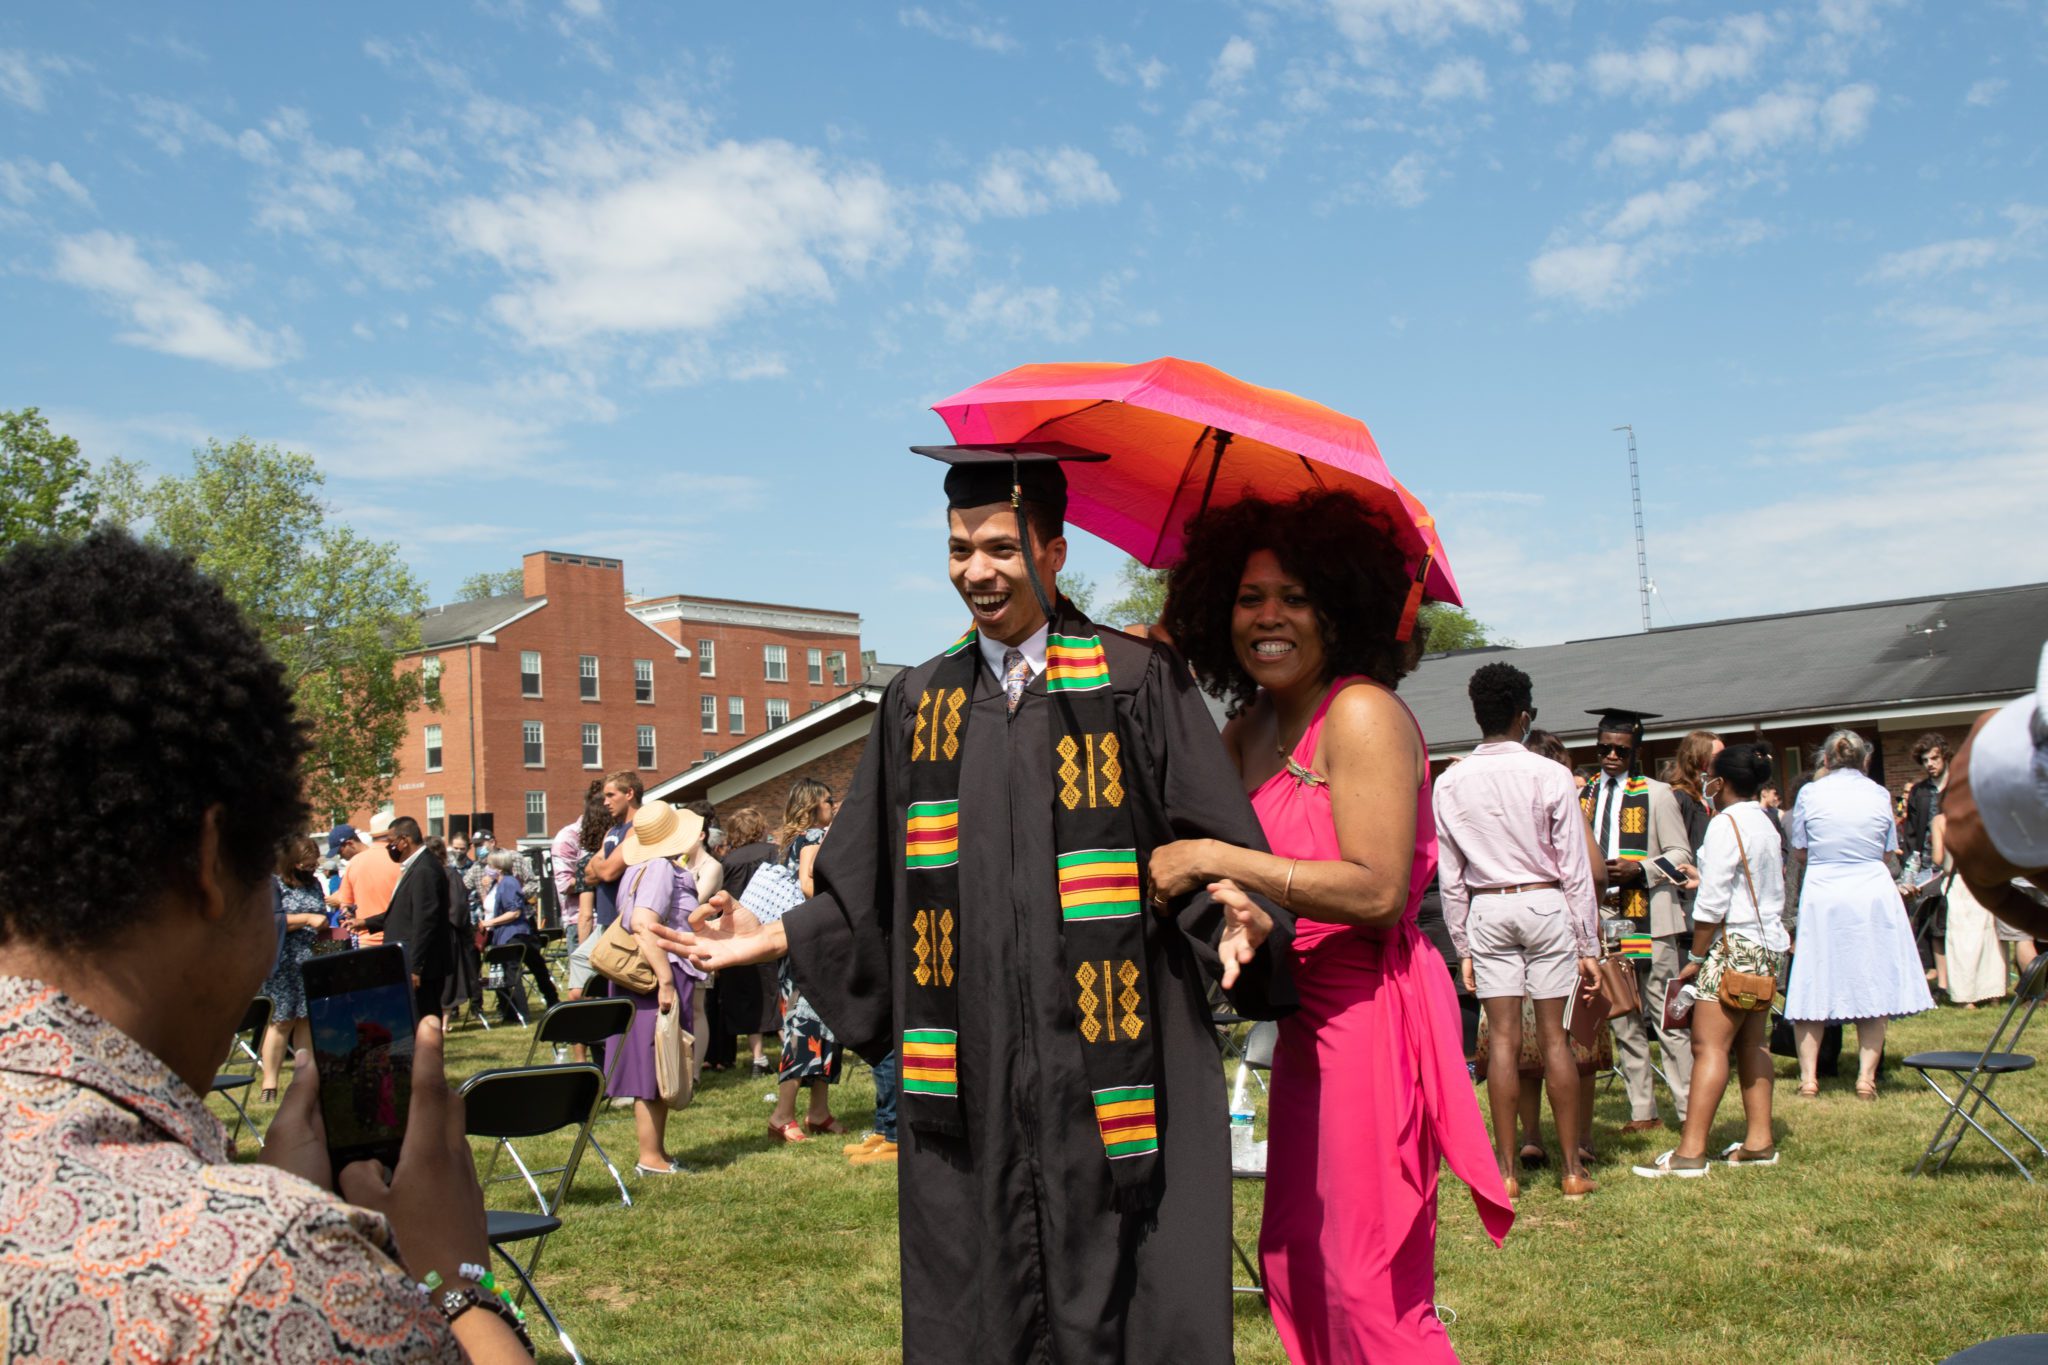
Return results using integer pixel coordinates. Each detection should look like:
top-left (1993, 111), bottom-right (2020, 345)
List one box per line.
top-left (224, 1000), bottom-right (2048, 1364)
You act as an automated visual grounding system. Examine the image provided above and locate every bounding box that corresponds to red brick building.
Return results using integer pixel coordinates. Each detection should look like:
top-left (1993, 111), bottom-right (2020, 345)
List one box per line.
top-left (625, 593), bottom-right (863, 767)
top-left (357, 551), bottom-right (862, 848)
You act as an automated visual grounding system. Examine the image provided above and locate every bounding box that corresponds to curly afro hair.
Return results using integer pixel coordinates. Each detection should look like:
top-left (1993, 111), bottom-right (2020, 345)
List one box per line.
top-left (1467, 661), bottom-right (1534, 736)
top-left (0, 529), bottom-right (307, 949)
top-left (1163, 489), bottom-right (1416, 716)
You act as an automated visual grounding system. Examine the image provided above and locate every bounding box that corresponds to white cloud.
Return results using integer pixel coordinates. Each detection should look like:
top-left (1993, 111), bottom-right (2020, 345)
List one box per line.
top-left (51, 231), bottom-right (299, 370)
top-left (1601, 83), bottom-right (1878, 169)
top-left (1382, 152), bottom-right (1432, 207)
top-left (1965, 77), bottom-right (2008, 108)
top-left (931, 282), bottom-right (1093, 343)
top-left (1527, 242), bottom-right (1638, 309)
top-left (0, 48), bottom-right (70, 111)
top-left (897, 7), bottom-right (1018, 54)
top-left (940, 146), bottom-right (1120, 220)
top-left (1327, 0), bottom-right (1521, 50)
top-left (1421, 55), bottom-right (1489, 101)
top-left (1092, 41), bottom-right (1167, 91)
top-left (298, 371), bottom-right (617, 481)
top-left (443, 114), bottom-right (905, 348)
top-left (1527, 61), bottom-right (1575, 103)
top-left (0, 158), bottom-right (92, 210)
top-left (562, 0), bottom-right (603, 17)
top-left (1211, 37), bottom-right (1257, 93)
top-left (1865, 204), bottom-right (2047, 284)
top-left (1602, 179), bottom-right (1711, 237)
top-left (1587, 14), bottom-right (1772, 103)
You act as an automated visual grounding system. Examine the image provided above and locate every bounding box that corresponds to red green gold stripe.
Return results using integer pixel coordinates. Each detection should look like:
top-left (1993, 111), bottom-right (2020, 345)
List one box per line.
top-left (1092, 1084), bottom-right (1158, 1159)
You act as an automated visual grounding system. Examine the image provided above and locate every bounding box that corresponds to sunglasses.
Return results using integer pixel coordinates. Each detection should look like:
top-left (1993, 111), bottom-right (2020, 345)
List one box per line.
top-left (1596, 742), bottom-right (1634, 757)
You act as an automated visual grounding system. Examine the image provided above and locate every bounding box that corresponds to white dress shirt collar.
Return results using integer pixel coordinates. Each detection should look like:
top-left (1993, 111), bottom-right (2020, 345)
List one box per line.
top-left (978, 623), bottom-right (1049, 683)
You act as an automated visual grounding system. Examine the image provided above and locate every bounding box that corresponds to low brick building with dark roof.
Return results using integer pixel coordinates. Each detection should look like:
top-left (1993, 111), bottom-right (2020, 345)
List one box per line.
top-left (1402, 582), bottom-right (2048, 801)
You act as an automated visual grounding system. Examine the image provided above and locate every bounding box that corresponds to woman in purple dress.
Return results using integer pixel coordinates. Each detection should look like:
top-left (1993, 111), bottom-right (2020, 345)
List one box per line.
top-left (610, 799), bottom-right (707, 1176)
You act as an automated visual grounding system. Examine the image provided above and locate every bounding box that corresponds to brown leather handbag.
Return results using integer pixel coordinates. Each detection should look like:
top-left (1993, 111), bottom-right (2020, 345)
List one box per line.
top-left (1715, 818), bottom-right (1779, 1013)
top-left (1595, 952), bottom-right (1642, 1020)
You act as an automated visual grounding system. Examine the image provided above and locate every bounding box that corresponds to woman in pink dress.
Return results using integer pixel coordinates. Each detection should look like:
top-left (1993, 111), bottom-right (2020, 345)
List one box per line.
top-left (1150, 491), bottom-right (1512, 1363)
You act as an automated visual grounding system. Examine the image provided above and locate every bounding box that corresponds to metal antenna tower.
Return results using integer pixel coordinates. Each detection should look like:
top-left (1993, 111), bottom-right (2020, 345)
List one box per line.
top-left (1613, 424), bottom-right (1652, 633)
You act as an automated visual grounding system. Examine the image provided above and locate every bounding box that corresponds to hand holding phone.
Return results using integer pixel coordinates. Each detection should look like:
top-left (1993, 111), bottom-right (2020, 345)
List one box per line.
top-left (301, 945), bottom-right (416, 1178)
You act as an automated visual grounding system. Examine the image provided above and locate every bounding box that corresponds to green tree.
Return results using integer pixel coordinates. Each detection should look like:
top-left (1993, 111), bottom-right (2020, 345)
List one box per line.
top-left (1103, 560), bottom-right (1170, 629)
top-left (457, 566), bottom-right (527, 600)
top-left (1056, 570), bottom-right (1096, 616)
top-left (105, 437), bottom-right (429, 820)
top-left (1418, 603), bottom-right (1507, 653)
top-left (1, 408), bottom-right (99, 548)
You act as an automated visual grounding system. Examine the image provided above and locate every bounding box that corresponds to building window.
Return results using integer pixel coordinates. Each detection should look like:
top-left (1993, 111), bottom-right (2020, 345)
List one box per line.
top-left (828, 650), bottom-right (848, 686)
top-left (809, 700), bottom-right (823, 712)
top-left (424, 724), bottom-right (443, 773)
top-left (766, 699), bottom-right (790, 730)
top-left (728, 696), bottom-right (745, 735)
top-left (426, 795), bottom-right (445, 838)
top-left (521, 650), bottom-right (542, 697)
top-left (703, 749), bottom-right (717, 761)
top-left (525, 791), bottom-right (547, 838)
top-left (637, 725), bottom-right (657, 769)
top-left (698, 639), bottom-right (716, 677)
top-left (582, 722), bottom-right (602, 768)
top-left (764, 645), bottom-right (787, 682)
top-left (423, 656), bottom-right (443, 702)
top-left (523, 721), bottom-right (544, 767)
top-left (579, 654), bottom-right (599, 700)
top-left (700, 694), bottom-right (717, 733)
top-left (634, 658), bottom-right (654, 703)
top-left (807, 648), bottom-right (824, 684)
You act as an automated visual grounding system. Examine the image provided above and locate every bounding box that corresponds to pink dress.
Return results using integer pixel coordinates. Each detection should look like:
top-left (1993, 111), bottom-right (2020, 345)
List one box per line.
top-left (1252, 677), bottom-right (1513, 1363)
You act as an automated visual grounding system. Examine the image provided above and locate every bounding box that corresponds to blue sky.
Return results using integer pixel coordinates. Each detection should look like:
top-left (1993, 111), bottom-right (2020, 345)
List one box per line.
top-left (4, 0), bottom-right (2045, 664)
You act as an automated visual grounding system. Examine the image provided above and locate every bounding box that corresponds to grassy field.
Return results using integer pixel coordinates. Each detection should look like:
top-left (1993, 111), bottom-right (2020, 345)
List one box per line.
top-left (223, 1000), bottom-right (2048, 1364)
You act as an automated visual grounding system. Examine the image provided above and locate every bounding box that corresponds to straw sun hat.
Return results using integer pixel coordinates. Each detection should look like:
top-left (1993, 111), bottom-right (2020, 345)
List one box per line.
top-left (619, 798), bottom-right (705, 866)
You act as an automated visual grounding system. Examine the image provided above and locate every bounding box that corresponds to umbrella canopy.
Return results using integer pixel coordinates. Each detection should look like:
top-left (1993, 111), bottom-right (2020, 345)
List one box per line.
top-left (929, 356), bottom-right (1460, 606)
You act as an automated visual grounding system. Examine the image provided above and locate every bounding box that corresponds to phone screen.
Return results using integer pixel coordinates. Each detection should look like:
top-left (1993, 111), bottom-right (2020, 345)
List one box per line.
top-left (302, 945), bottom-right (415, 1175)
top-left (1650, 855), bottom-right (1685, 883)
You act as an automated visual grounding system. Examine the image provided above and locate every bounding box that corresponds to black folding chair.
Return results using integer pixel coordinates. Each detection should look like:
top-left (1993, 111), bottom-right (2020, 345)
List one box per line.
top-left (209, 995), bottom-right (273, 1144)
top-left (482, 998), bottom-right (636, 1210)
top-left (462, 1064), bottom-right (604, 1365)
top-left (484, 943), bottom-right (534, 1026)
top-left (1229, 1020), bottom-right (1276, 1297)
top-left (1907, 951), bottom-right (2048, 1181)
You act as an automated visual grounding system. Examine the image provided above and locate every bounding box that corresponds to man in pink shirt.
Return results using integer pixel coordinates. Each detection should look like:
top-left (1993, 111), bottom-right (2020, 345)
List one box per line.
top-left (1434, 662), bottom-right (1601, 1201)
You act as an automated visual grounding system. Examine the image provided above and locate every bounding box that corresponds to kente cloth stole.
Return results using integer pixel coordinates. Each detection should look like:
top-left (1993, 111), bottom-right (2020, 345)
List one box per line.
top-left (901, 608), bottom-right (1161, 1205)
top-left (1583, 775), bottom-right (1654, 953)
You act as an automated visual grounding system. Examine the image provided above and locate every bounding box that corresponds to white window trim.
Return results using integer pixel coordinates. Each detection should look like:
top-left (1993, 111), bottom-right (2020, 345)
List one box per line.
top-left (579, 654), bottom-right (600, 701)
top-left (582, 721), bottom-right (603, 769)
top-left (764, 644), bottom-right (787, 683)
top-left (523, 720), bottom-right (545, 768)
top-left (698, 639), bottom-right (716, 678)
top-left (520, 650), bottom-right (543, 698)
top-left (525, 790), bottom-right (548, 838)
top-left (728, 696), bottom-right (745, 735)
top-left (635, 658), bottom-right (655, 704)
top-left (637, 724), bottom-right (657, 770)
top-left (700, 694), bottom-right (718, 733)
top-left (424, 723), bottom-right (444, 773)
top-left (426, 794), bottom-right (446, 837)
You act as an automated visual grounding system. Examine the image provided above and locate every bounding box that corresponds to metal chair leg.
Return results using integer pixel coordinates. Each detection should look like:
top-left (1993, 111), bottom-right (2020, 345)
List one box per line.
top-left (500, 1137), bottom-right (553, 1215)
top-left (1231, 1237), bottom-right (1264, 1296)
top-left (583, 1132), bottom-right (634, 1208)
top-left (494, 1243), bottom-right (584, 1365)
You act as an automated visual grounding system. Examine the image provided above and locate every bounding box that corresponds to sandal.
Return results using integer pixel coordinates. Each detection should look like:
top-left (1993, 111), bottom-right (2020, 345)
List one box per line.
top-left (1631, 1150), bottom-right (1711, 1179)
top-left (1796, 1081), bottom-right (1820, 1098)
top-left (259, 1088), bottom-right (277, 1105)
top-left (803, 1116), bottom-right (847, 1136)
top-left (1721, 1142), bottom-right (1779, 1167)
top-left (1855, 1081), bottom-right (1879, 1101)
top-left (1518, 1144), bottom-right (1549, 1170)
top-left (767, 1120), bottom-right (808, 1143)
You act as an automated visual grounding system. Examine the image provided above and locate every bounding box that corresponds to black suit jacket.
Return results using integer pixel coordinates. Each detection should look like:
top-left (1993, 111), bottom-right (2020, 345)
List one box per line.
top-left (384, 853), bottom-right (453, 981)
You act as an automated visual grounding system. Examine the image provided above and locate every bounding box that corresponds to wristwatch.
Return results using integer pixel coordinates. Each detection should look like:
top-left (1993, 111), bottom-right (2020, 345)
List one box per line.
top-left (435, 1285), bottom-right (533, 1351)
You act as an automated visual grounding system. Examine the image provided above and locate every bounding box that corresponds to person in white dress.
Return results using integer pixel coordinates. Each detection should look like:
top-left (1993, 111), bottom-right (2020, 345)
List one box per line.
top-left (1785, 730), bottom-right (1934, 1098)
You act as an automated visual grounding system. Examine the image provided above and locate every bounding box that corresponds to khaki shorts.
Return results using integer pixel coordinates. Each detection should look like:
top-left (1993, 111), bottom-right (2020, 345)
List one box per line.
top-left (566, 934), bottom-right (597, 992)
top-left (1469, 889), bottom-right (1579, 1000)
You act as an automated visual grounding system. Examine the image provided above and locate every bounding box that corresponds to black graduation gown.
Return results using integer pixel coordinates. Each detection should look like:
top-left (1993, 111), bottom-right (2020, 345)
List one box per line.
top-left (785, 627), bottom-right (1296, 1365)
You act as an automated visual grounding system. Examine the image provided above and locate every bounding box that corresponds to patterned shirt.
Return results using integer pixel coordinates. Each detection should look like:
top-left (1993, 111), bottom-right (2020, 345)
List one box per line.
top-left (0, 976), bottom-right (462, 1363)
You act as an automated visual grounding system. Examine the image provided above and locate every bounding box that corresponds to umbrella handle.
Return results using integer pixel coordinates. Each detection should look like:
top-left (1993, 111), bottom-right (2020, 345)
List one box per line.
top-left (1395, 551), bottom-right (1432, 643)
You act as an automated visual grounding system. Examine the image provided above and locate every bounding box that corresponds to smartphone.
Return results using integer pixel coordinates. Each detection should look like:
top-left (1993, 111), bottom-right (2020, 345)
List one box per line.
top-left (1649, 854), bottom-right (1687, 883)
top-left (300, 945), bottom-right (416, 1177)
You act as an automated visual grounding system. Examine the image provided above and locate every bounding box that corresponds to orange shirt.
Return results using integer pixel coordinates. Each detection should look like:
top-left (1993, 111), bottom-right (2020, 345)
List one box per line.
top-left (338, 847), bottom-right (402, 946)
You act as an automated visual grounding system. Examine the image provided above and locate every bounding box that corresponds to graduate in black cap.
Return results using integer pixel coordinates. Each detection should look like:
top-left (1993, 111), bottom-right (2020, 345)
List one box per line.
top-left (1582, 706), bottom-right (1701, 1131)
top-left (665, 444), bottom-right (1295, 1365)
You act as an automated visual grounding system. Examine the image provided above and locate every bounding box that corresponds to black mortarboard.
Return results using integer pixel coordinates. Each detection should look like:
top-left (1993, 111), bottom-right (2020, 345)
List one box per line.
top-left (912, 442), bottom-right (1108, 625)
top-left (912, 442), bottom-right (1106, 519)
top-left (1587, 706), bottom-right (1661, 735)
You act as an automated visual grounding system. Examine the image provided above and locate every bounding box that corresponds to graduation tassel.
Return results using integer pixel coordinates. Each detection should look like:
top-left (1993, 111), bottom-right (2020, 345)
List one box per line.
top-left (1394, 551), bottom-right (1431, 643)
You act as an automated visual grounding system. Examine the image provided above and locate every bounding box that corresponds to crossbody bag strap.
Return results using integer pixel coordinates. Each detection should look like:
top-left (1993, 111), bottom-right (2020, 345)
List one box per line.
top-left (1727, 814), bottom-right (1765, 939)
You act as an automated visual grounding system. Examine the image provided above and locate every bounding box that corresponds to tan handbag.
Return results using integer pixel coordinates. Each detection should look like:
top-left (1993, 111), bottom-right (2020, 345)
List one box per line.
top-left (654, 999), bottom-right (696, 1109)
top-left (1715, 818), bottom-right (1779, 1013)
top-left (1595, 951), bottom-right (1642, 1020)
top-left (588, 866), bottom-right (659, 995)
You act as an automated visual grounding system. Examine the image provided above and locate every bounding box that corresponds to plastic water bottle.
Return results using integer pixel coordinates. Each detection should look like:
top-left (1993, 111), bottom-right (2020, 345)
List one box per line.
top-left (1230, 1109), bottom-right (1256, 1168)
top-left (1673, 983), bottom-right (1699, 1014)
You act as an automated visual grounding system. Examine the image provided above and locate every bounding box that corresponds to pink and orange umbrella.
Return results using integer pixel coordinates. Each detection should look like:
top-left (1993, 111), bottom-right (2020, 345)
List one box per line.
top-left (925, 356), bottom-right (1460, 608)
